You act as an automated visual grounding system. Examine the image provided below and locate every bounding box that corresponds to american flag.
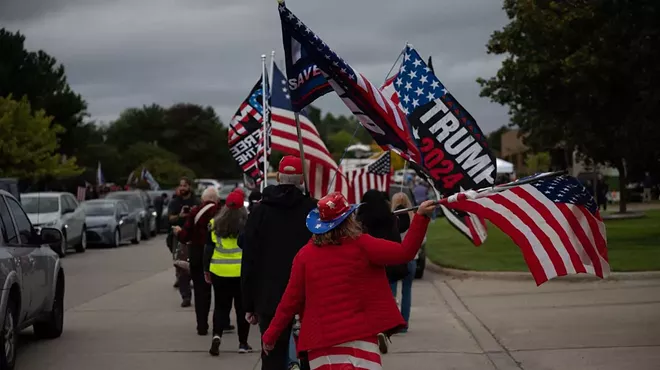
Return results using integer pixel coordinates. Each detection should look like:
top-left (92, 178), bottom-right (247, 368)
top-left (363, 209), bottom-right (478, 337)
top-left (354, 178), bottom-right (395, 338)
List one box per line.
top-left (228, 75), bottom-right (269, 185)
top-left (278, 2), bottom-right (422, 165)
top-left (270, 63), bottom-right (349, 200)
top-left (441, 174), bottom-right (610, 285)
top-left (343, 152), bottom-right (391, 204)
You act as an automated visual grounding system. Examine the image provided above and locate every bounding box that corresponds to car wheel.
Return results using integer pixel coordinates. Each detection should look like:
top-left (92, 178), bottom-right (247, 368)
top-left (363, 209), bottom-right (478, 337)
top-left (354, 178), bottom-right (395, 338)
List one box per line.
top-left (0, 298), bottom-right (17, 370)
top-left (33, 274), bottom-right (64, 339)
top-left (131, 225), bottom-right (141, 244)
top-left (57, 230), bottom-right (67, 258)
top-left (75, 226), bottom-right (87, 253)
top-left (140, 223), bottom-right (150, 240)
top-left (112, 228), bottom-right (120, 248)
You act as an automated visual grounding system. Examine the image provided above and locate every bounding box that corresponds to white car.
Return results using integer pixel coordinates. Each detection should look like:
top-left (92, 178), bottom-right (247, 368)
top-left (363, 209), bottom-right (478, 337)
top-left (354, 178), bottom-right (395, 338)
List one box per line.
top-left (20, 192), bottom-right (87, 257)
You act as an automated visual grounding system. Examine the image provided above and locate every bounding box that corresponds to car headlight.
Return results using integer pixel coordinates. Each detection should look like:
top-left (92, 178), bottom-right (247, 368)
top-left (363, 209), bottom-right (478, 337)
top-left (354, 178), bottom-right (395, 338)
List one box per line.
top-left (42, 220), bottom-right (59, 227)
top-left (151, 211), bottom-right (157, 217)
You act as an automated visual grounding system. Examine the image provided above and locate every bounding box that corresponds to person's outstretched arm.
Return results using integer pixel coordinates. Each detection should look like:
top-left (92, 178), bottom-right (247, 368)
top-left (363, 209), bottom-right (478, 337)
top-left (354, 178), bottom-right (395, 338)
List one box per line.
top-left (262, 251), bottom-right (306, 347)
top-left (361, 200), bottom-right (436, 266)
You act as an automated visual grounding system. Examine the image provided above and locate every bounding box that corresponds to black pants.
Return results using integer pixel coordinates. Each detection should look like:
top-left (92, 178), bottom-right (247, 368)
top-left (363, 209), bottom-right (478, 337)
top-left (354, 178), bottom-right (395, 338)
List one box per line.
top-left (190, 264), bottom-right (211, 331)
top-left (211, 275), bottom-right (249, 344)
top-left (258, 314), bottom-right (293, 370)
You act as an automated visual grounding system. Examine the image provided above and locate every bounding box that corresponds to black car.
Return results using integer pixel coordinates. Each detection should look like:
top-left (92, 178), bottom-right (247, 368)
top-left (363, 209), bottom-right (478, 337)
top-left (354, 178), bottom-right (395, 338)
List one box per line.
top-left (389, 186), bottom-right (427, 279)
top-left (105, 191), bottom-right (156, 239)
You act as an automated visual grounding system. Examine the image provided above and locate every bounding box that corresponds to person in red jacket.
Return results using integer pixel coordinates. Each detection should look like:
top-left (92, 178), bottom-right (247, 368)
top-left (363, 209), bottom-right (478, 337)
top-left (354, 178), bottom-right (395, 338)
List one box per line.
top-left (262, 192), bottom-right (436, 370)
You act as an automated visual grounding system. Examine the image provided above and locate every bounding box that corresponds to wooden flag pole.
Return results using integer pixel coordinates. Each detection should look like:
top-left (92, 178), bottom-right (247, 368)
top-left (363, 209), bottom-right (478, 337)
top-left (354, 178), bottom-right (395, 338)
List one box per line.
top-left (260, 54), bottom-right (269, 192)
top-left (392, 170), bottom-right (569, 215)
top-left (294, 112), bottom-right (310, 195)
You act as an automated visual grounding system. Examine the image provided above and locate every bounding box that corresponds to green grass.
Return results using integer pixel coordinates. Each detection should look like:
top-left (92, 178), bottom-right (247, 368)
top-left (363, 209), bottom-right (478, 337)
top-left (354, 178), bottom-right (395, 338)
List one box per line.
top-left (426, 210), bottom-right (660, 272)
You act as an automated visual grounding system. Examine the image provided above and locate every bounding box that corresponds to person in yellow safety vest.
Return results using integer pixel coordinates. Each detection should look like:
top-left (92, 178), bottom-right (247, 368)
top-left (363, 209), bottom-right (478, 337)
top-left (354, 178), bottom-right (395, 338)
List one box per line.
top-left (203, 189), bottom-right (252, 356)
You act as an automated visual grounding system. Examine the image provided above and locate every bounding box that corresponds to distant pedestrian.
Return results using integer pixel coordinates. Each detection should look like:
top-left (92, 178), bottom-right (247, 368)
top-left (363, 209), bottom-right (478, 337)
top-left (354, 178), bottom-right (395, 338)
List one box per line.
top-left (596, 175), bottom-right (609, 211)
top-left (205, 190), bottom-right (252, 356)
top-left (643, 172), bottom-right (653, 202)
top-left (168, 177), bottom-right (200, 307)
top-left (413, 180), bottom-right (428, 204)
top-left (261, 192), bottom-right (436, 370)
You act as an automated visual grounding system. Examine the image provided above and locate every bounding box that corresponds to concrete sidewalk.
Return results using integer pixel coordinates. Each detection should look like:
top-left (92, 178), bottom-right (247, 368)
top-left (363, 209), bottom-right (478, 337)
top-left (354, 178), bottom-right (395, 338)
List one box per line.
top-left (17, 266), bottom-right (660, 370)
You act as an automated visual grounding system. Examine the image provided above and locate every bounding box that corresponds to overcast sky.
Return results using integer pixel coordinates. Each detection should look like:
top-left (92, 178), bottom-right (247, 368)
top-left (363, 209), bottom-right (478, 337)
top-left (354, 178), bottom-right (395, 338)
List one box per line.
top-left (1, 0), bottom-right (510, 134)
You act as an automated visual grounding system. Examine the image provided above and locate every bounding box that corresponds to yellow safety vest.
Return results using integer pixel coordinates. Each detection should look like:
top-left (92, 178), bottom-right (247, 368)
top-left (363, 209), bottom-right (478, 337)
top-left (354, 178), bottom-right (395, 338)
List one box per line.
top-left (208, 218), bottom-right (242, 277)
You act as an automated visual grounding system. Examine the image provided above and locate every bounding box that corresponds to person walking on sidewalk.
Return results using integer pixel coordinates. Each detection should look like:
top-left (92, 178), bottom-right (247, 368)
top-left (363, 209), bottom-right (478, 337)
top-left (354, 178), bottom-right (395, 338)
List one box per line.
top-left (204, 189), bottom-right (252, 356)
top-left (390, 192), bottom-right (417, 333)
top-left (168, 177), bottom-right (200, 307)
top-left (241, 155), bottom-right (317, 370)
top-left (261, 192), bottom-right (436, 370)
top-left (173, 187), bottom-right (232, 336)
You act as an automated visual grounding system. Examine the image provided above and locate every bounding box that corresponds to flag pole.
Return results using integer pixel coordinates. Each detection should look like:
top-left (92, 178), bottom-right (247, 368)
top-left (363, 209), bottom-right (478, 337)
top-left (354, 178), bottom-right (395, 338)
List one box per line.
top-left (261, 54), bottom-right (269, 192)
top-left (294, 112), bottom-right (310, 195)
top-left (268, 50), bottom-right (276, 95)
top-left (392, 170), bottom-right (569, 215)
top-left (383, 42), bottom-right (408, 83)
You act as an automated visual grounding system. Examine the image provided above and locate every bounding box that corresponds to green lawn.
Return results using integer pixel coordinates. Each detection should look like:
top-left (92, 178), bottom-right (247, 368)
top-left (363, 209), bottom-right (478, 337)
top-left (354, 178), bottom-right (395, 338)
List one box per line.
top-left (426, 210), bottom-right (660, 272)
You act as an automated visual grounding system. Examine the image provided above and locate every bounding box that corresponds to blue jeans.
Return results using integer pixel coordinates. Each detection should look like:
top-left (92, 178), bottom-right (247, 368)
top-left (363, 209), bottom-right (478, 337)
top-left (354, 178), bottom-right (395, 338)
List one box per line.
top-left (390, 260), bottom-right (417, 327)
top-left (288, 332), bottom-right (299, 366)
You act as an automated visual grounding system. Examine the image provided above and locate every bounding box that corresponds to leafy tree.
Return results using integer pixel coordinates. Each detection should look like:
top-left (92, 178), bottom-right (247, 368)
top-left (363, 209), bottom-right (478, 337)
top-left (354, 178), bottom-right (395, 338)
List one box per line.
top-left (133, 157), bottom-right (195, 189)
top-left (478, 0), bottom-right (660, 212)
top-left (487, 125), bottom-right (509, 155)
top-left (0, 29), bottom-right (88, 157)
top-left (328, 130), bottom-right (356, 160)
top-left (524, 152), bottom-right (551, 175)
top-left (123, 142), bottom-right (179, 174)
top-left (0, 96), bottom-right (81, 180)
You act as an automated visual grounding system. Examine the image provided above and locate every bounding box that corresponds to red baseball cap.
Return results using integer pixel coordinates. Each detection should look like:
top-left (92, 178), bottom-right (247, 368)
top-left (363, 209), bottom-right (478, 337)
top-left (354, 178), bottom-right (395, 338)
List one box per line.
top-left (278, 156), bottom-right (303, 175)
top-left (225, 190), bottom-right (245, 209)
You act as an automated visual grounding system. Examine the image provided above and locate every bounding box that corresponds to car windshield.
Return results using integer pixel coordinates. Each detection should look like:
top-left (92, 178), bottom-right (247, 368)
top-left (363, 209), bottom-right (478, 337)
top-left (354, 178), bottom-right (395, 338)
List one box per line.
top-left (106, 193), bottom-right (142, 210)
top-left (21, 196), bottom-right (59, 214)
top-left (82, 202), bottom-right (116, 216)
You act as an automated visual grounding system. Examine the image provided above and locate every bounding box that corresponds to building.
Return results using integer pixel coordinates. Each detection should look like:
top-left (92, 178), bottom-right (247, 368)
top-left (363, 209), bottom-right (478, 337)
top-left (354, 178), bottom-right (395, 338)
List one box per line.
top-left (500, 129), bottom-right (529, 174)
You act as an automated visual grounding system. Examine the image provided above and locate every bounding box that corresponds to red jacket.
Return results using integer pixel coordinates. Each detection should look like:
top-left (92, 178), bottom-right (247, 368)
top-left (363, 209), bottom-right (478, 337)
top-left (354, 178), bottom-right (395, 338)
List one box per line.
top-left (177, 201), bottom-right (219, 247)
top-left (262, 214), bottom-right (430, 352)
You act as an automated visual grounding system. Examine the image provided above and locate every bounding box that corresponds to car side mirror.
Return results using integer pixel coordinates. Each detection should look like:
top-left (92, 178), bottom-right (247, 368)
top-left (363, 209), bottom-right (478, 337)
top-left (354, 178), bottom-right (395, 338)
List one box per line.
top-left (61, 208), bottom-right (74, 215)
top-left (39, 227), bottom-right (63, 251)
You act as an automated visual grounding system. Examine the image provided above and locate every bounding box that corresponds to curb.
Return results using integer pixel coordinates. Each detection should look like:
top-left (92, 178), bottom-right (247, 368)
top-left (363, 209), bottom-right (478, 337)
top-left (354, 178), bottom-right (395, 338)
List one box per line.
top-left (425, 259), bottom-right (660, 282)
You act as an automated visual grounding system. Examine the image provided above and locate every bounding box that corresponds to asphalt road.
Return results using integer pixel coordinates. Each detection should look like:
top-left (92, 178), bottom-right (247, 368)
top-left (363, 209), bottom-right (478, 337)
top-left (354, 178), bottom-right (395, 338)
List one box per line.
top-left (11, 234), bottom-right (660, 370)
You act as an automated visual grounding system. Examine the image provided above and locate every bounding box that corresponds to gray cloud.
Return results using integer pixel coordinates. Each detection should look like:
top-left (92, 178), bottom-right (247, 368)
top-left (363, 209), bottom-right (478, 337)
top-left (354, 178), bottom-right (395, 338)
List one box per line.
top-left (3, 0), bottom-right (510, 133)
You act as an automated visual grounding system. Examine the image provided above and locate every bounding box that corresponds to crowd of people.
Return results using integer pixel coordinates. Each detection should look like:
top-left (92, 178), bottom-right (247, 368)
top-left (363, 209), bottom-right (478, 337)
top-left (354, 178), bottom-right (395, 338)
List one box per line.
top-left (167, 156), bottom-right (435, 370)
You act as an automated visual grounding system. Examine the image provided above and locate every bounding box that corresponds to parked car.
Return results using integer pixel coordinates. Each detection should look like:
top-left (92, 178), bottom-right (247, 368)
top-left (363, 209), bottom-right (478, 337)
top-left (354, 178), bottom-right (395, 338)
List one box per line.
top-left (389, 186), bottom-right (427, 279)
top-left (194, 179), bottom-right (223, 195)
top-left (105, 191), bottom-right (156, 239)
top-left (81, 199), bottom-right (141, 248)
top-left (147, 190), bottom-right (175, 232)
top-left (20, 192), bottom-right (87, 257)
top-left (0, 189), bottom-right (65, 370)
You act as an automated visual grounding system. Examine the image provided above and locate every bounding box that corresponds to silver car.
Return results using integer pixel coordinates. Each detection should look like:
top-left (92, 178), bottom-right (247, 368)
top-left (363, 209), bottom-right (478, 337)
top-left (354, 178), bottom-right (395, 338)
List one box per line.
top-left (0, 190), bottom-right (65, 370)
top-left (81, 199), bottom-right (141, 247)
top-left (21, 192), bottom-right (87, 257)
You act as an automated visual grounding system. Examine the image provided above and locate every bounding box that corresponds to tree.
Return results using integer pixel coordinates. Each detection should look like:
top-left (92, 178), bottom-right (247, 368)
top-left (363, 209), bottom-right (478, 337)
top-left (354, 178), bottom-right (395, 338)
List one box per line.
top-left (524, 152), bottom-right (551, 175)
top-left (0, 29), bottom-right (88, 157)
top-left (133, 157), bottom-right (195, 189)
top-left (327, 130), bottom-right (355, 160)
top-left (0, 96), bottom-right (81, 180)
top-left (487, 125), bottom-right (509, 155)
top-left (478, 0), bottom-right (660, 213)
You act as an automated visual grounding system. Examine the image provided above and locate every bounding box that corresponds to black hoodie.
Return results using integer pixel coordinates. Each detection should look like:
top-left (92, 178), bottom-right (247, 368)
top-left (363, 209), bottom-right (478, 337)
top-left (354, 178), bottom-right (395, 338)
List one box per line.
top-left (241, 184), bottom-right (317, 315)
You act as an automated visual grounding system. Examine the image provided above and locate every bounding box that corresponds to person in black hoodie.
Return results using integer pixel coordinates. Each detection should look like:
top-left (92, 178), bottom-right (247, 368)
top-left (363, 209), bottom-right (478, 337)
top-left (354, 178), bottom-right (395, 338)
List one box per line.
top-left (356, 189), bottom-right (410, 355)
top-left (241, 155), bottom-right (317, 370)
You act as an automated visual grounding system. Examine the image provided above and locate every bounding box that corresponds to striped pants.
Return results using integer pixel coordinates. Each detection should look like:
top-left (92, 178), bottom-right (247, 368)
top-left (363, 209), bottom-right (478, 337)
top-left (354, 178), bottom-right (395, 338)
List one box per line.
top-left (308, 337), bottom-right (382, 370)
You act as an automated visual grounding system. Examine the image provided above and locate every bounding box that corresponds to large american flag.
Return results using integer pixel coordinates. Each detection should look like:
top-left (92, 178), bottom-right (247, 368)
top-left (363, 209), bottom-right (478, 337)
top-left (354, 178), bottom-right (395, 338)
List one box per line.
top-left (441, 174), bottom-right (610, 285)
top-left (343, 152), bottom-right (391, 203)
top-left (278, 2), bottom-right (422, 166)
top-left (270, 64), bottom-right (349, 200)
